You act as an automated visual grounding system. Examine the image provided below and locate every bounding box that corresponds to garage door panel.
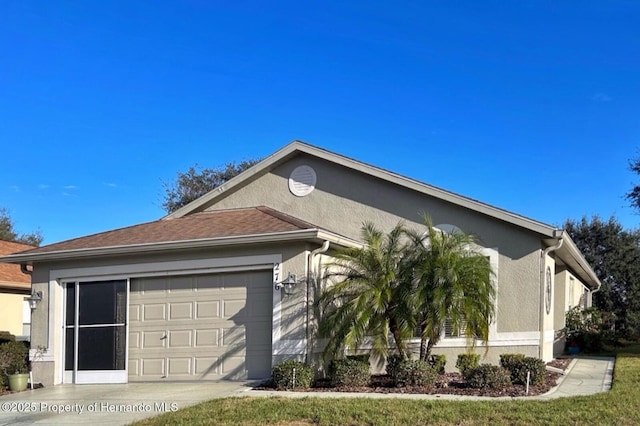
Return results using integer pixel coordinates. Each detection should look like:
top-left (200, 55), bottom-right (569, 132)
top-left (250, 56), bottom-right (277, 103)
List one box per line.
top-left (194, 274), bottom-right (224, 290)
top-left (129, 270), bottom-right (272, 381)
top-left (168, 276), bottom-right (194, 292)
top-left (195, 329), bottom-right (220, 347)
top-left (195, 301), bottom-right (220, 318)
top-left (138, 278), bottom-right (167, 293)
top-left (129, 331), bottom-right (140, 349)
top-left (223, 299), bottom-right (246, 319)
top-left (168, 358), bottom-right (192, 375)
top-left (169, 302), bottom-right (193, 320)
top-left (195, 357), bottom-right (219, 375)
top-left (141, 358), bottom-right (165, 376)
top-left (130, 305), bottom-right (141, 321)
top-left (143, 304), bottom-right (166, 321)
top-left (142, 331), bottom-right (165, 349)
top-left (168, 330), bottom-right (192, 348)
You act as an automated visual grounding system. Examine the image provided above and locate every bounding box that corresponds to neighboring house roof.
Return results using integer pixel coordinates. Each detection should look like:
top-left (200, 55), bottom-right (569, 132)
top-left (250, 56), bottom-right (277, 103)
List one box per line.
top-left (0, 207), bottom-right (360, 263)
top-left (0, 240), bottom-right (34, 292)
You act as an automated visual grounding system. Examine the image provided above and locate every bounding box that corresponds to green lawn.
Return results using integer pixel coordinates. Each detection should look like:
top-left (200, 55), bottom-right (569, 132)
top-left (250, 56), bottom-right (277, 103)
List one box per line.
top-left (135, 343), bottom-right (640, 426)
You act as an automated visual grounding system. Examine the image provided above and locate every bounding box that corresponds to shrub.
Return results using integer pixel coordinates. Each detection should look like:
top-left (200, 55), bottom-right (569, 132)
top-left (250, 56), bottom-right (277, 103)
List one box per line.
top-left (499, 353), bottom-right (526, 382)
top-left (0, 340), bottom-right (28, 389)
top-left (329, 358), bottom-right (370, 387)
top-left (564, 306), bottom-right (607, 353)
top-left (428, 354), bottom-right (446, 374)
top-left (271, 360), bottom-right (314, 390)
top-left (0, 331), bottom-right (15, 346)
top-left (456, 353), bottom-right (480, 377)
top-left (508, 357), bottom-right (546, 386)
top-left (385, 354), bottom-right (403, 378)
top-left (466, 364), bottom-right (512, 389)
top-left (393, 359), bottom-right (437, 387)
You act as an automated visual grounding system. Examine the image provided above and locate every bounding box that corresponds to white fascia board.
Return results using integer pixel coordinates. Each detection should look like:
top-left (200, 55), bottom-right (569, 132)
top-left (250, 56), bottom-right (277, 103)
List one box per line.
top-left (0, 228), bottom-right (363, 264)
top-left (0, 229), bottom-right (323, 264)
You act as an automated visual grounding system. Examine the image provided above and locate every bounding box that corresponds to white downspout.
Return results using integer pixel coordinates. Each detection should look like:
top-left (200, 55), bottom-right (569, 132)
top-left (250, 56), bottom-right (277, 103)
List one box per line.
top-left (306, 241), bottom-right (330, 363)
top-left (539, 232), bottom-right (564, 359)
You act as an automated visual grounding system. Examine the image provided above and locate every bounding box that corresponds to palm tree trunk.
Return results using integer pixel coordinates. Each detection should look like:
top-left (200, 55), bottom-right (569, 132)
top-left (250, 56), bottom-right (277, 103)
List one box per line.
top-left (389, 319), bottom-right (407, 359)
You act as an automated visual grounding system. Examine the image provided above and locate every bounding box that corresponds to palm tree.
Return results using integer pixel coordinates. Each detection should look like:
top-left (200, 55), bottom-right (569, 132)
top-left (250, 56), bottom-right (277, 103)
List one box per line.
top-left (317, 222), bottom-right (415, 361)
top-left (406, 217), bottom-right (495, 361)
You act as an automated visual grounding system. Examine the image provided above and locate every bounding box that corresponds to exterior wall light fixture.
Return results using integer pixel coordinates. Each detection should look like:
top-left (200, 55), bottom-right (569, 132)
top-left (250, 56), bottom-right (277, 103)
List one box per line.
top-left (275, 273), bottom-right (298, 296)
top-left (25, 291), bottom-right (42, 310)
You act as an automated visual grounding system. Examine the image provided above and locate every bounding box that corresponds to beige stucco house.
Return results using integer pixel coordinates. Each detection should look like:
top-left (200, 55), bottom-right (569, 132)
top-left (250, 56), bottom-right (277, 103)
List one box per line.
top-left (0, 240), bottom-right (35, 340)
top-left (0, 141), bottom-right (600, 386)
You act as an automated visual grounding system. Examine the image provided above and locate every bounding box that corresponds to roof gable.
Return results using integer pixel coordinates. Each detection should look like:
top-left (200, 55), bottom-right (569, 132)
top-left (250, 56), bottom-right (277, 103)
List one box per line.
top-left (166, 141), bottom-right (557, 237)
top-left (165, 141), bottom-right (601, 290)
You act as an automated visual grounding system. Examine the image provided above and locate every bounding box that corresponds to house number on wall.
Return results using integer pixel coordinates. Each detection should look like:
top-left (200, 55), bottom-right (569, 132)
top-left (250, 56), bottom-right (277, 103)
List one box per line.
top-left (273, 262), bottom-right (281, 285)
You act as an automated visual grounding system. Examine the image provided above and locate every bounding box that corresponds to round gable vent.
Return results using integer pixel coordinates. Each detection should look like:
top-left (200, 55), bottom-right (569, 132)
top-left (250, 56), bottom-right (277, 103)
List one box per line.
top-left (289, 165), bottom-right (317, 197)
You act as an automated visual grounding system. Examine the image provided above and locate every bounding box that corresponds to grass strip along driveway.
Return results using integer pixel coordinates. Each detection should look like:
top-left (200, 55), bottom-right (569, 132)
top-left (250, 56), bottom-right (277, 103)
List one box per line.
top-left (136, 345), bottom-right (640, 426)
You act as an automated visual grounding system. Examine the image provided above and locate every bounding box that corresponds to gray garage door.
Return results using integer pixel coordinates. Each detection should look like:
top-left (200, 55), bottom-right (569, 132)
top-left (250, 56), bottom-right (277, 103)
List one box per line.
top-left (128, 270), bottom-right (273, 381)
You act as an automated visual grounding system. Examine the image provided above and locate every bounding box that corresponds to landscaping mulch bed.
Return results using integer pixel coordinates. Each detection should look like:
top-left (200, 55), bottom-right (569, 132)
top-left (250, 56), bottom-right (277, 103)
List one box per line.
top-left (254, 358), bottom-right (573, 398)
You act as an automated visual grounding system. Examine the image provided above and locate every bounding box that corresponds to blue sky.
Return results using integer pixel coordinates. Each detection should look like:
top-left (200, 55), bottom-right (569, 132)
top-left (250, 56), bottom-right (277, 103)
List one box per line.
top-left (1, 1), bottom-right (639, 245)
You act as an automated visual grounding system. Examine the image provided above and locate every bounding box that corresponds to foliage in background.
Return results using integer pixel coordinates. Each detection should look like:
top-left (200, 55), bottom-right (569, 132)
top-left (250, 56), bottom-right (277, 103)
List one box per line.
top-left (564, 216), bottom-right (640, 337)
top-left (162, 159), bottom-right (261, 213)
top-left (564, 306), bottom-right (610, 352)
top-left (0, 208), bottom-right (42, 246)
top-left (626, 153), bottom-right (640, 212)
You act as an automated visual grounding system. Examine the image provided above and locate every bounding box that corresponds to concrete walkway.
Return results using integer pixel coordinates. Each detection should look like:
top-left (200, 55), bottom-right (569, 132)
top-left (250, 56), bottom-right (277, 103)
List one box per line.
top-left (0, 357), bottom-right (615, 425)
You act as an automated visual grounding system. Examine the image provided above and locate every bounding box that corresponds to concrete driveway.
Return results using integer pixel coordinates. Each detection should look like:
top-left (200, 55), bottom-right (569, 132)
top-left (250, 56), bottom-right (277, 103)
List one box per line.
top-left (0, 381), bottom-right (252, 425)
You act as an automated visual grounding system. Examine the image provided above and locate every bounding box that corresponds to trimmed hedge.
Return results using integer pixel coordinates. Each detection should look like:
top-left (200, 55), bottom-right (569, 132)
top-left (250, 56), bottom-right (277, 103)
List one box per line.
top-left (499, 353), bottom-right (526, 375)
top-left (329, 358), bottom-right (370, 387)
top-left (392, 359), bottom-right (437, 387)
top-left (456, 353), bottom-right (480, 377)
top-left (271, 360), bottom-right (314, 390)
top-left (500, 356), bottom-right (546, 386)
top-left (466, 364), bottom-right (512, 389)
top-left (429, 354), bottom-right (447, 374)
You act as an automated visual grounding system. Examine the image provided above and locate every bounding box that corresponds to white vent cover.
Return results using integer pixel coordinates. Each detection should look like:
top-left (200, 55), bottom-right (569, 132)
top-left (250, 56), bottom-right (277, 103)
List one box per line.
top-left (289, 165), bottom-right (317, 197)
